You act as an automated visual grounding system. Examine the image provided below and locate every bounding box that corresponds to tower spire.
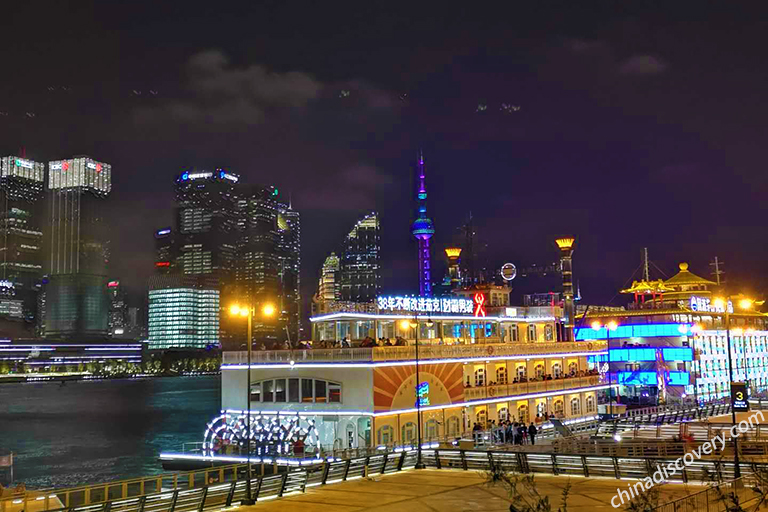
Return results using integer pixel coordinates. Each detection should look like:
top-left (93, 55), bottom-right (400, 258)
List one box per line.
top-left (411, 150), bottom-right (435, 296)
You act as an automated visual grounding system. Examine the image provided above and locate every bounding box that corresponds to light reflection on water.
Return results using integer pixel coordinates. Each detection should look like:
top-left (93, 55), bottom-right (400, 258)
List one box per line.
top-left (0, 375), bottom-right (220, 489)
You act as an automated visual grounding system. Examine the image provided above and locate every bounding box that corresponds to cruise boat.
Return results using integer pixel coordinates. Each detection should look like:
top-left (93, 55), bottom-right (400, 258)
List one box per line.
top-left (203, 293), bottom-right (608, 459)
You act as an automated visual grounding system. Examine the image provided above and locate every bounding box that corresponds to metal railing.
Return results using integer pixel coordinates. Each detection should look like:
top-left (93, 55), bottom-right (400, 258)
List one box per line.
top-left (464, 376), bottom-right (600, 401)
top-left (650, 477), bottom-right (760, 512)
top-left (9, 448), bottom-right (768, 512)
top-left (222, 340), bottom-right (607, 365)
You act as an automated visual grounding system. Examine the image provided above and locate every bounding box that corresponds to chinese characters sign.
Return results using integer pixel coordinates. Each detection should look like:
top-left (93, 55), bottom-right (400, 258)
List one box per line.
top-left (689, 296), bottom-right (733, 314)
top-left (377, 295), bottom-right (474, 314)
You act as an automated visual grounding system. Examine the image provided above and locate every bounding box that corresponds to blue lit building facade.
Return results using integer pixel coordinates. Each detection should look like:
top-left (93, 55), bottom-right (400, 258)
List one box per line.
top-left (578, 262), bottom-right (768, 406)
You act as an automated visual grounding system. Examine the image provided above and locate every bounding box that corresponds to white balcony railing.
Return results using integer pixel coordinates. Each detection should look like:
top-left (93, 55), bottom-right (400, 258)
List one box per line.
top-left (222, 340), bottom-right (607, 365)
top-left (462, 375), bottom-right (601, 401)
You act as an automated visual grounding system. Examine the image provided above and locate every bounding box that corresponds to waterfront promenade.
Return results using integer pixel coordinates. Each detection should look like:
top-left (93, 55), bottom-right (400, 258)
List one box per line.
top-left (240, 469), bottom-right (695, 511)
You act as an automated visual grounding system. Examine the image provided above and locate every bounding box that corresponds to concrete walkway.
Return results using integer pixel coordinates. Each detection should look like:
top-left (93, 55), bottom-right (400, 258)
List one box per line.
top-left (241, 469), bottom-right (703, 511)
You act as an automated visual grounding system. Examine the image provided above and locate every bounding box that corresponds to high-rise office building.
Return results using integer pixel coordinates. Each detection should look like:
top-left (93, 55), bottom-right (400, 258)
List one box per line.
top-left (0, 156), bottom-right (45, 324)
top-left (339, 212), bottom-right (380, 303)
top-left (154, 227), bottom-right (175, 274)
top-left (45, 156), bottom-right (112, 339)
top-left (276, 204), bottom-right (300, 342)
top-left (234, 185), bottom-right (300, 346)
top-left (148, 275), bottom-right (219, 349)
top-left (108, 279), bottom-right (127, 336)
top-left (174, 170), bottom-right (239, 278)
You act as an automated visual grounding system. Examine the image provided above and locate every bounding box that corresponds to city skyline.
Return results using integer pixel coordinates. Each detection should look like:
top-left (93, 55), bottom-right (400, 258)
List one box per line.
top-left (3, 3), bottom-right (768, 318)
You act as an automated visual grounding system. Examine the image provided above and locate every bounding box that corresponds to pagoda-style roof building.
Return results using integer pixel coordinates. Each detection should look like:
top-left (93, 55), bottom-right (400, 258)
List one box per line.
top-left (661, 262), bottom-right (717, 301)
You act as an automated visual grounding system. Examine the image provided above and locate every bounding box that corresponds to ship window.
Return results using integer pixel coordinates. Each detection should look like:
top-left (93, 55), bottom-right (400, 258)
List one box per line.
top-left (315, 380), bottom-right (327, 403)
top-left (250, 382), bottom-right (261, 403)
top-left (262, 380), bottom-right (274, 402)
top-left (252, 378), bottom-right (342, 404)
top-left (329, 383), bottom-right (341, 403)
top-left (288, 378), bottom-right (299, 402)
top-left (301, 379), bottom-right (314, 402)
top-left (274, 378), bottom-right (286, 402)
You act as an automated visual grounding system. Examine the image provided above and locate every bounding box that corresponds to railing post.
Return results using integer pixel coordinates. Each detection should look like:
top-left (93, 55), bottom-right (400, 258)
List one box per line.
top-left (613, 457), bottom-right (620, 479)
top-left (343, 459), bottom-right (352, 480)
top-left (197, 487), bottom-right (208, 512)
top-left (461, 450), bottom-right (468, 471)
top-left (551, 454), bottom-right (558, 475)
top-left (169, 490), bottom-right (179, 512)
top-left (278, 474), bottom-right (288, 497)
top-left (397, 452), bottom-right (406, 471)
top-left (225, 482), bottom-right (236, 506)
top-left (435, 450), bottom-right (441, 469)
top-left (581, 456), bottom-right (589, 477)
top-left (137, 496), bottom-right (147, 512)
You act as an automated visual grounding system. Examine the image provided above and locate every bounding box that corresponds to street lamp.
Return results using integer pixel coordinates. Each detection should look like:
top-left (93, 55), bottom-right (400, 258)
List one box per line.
top-left (592, 320), bottom-right (618, 415)
top-left (229, 301), bottom-right (275, 505)
top-left (712, 295), bottom-right (754, 479)
top-left (403, 315), bottom-right (433, 470)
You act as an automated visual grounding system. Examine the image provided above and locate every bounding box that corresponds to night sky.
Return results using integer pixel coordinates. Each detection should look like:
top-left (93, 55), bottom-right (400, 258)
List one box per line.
top-left (3, 2), bottom-right (768, 319)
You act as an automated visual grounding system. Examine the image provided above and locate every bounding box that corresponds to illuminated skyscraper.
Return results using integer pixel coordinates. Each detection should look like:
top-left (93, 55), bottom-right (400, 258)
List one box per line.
top-left (0, 156), bottom-right (45, 323)
top-left (340, 212), bottom-right (380, 303)
top-left (45, 156), bottom-right (112, 339)
top-left (174, 170), bottom-right (239, 278)
top-left (234, 185), bottom-right (300, 346)
top-left (153, 227), bottom-right (175, 274)
top-left (107, 279), bottom-right (127, 337)
top-left (410, 152), bottom-right (435, 296)
top-left (148, 275), bottom-right (219, 349)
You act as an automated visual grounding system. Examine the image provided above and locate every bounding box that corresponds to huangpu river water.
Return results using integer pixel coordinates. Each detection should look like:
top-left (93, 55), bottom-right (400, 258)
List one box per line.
top-left (0, 375), bottom-right (220, 489)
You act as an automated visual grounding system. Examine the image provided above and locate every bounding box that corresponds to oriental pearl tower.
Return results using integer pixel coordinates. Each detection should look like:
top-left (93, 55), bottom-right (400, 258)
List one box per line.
top-left (411, 151), bottom-right (435, 296)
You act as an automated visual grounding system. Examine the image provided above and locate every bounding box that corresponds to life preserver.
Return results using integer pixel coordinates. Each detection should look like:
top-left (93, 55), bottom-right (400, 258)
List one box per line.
top-left (489, 386), bottom-right (495, 397)
top-left (487, 346), bottom-right (494, 355)
top-left (587, 343), bottom-right (593, 350)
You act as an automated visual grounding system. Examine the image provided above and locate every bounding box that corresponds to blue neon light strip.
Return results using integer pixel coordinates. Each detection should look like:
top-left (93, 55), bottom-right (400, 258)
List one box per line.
top-left (589, 347), bottom-right (693, 363)
top-left (661, 347), bottom-right (693, 362)
top-left (576, 323), bottom-right (688, 341)
top-left (616, 371), bottom-right (690, 386)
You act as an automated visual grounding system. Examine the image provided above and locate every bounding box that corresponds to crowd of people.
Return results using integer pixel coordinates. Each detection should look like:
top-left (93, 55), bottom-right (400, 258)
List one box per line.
top-left (473, 420), bottom-right (539, 445)
top-left (465, 368), bottom-right (600, 388)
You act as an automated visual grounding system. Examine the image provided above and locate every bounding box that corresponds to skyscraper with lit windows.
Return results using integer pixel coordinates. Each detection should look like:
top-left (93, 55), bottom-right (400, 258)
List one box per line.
top-left (0, 156), bottom-right (45, 324)
top-left (45, 156), bottom-right (112, 339)
top-left (339, 212), bottom-right (380, 303)
top-left (148, 275), bottom-right (219, 349)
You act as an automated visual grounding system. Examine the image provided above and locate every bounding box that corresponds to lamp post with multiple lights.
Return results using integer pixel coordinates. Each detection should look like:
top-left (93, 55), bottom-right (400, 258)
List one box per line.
top-left (228, 301), bottom-right (276, 505)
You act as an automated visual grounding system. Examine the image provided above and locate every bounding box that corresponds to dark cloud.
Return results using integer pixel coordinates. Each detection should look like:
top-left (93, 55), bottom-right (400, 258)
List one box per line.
top-left (619, 55), bottom-right (668, 75)
top-left (134, 50), bottom-right (322, 127)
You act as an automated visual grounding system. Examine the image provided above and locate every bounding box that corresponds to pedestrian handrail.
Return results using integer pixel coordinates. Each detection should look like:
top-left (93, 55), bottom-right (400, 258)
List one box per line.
top-left (7, 448), bottom-right (768, 512)
top-left (650, 477), bottom-right (760, 512)
top-left (221, 340), bottom-right (608, 365)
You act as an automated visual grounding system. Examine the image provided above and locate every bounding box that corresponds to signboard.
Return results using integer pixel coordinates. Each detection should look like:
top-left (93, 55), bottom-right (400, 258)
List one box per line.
top-left (500, 262), bottom-right (517, 281)
top-left (377, 295), bottom-right (474, 314)
top-left (731, 382), bottom-right (749, 412)
top-left (689, 296), bottom-right (733, 314)
top-left (415, 382), bottom-right (430, 407)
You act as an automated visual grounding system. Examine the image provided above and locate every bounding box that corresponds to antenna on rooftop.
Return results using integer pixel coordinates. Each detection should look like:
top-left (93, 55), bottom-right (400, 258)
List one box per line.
top-left (643, 247), bottom-right (650, 281)
top-left (710, 256), bottom-right (725, 286)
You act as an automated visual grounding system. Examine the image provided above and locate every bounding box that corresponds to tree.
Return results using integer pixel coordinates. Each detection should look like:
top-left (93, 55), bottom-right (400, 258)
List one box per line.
top-left (486, 464), bottom-right (571, 512)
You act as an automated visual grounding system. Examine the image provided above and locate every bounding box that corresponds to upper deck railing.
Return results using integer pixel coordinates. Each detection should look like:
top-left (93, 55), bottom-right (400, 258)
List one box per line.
top-left (222, 340), bottom-right (607, 365)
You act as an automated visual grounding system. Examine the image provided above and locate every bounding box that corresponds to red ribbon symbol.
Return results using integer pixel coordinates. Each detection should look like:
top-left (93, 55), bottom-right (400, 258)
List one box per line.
top-left (474, 293), bottom-right (486, 317)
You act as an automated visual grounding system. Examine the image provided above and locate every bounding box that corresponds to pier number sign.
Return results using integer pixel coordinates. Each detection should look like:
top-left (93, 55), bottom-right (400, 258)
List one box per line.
top-left (731, 382), bottom-right (749, 412)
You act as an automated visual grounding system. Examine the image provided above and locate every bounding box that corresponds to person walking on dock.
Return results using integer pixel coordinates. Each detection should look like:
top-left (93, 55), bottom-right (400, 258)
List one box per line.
top-left (528, 423), bottom-right (538, 445)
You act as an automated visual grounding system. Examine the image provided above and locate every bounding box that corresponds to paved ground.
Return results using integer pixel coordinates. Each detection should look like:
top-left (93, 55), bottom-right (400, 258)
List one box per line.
top-left (241, 469), bottom-right (702, 511)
